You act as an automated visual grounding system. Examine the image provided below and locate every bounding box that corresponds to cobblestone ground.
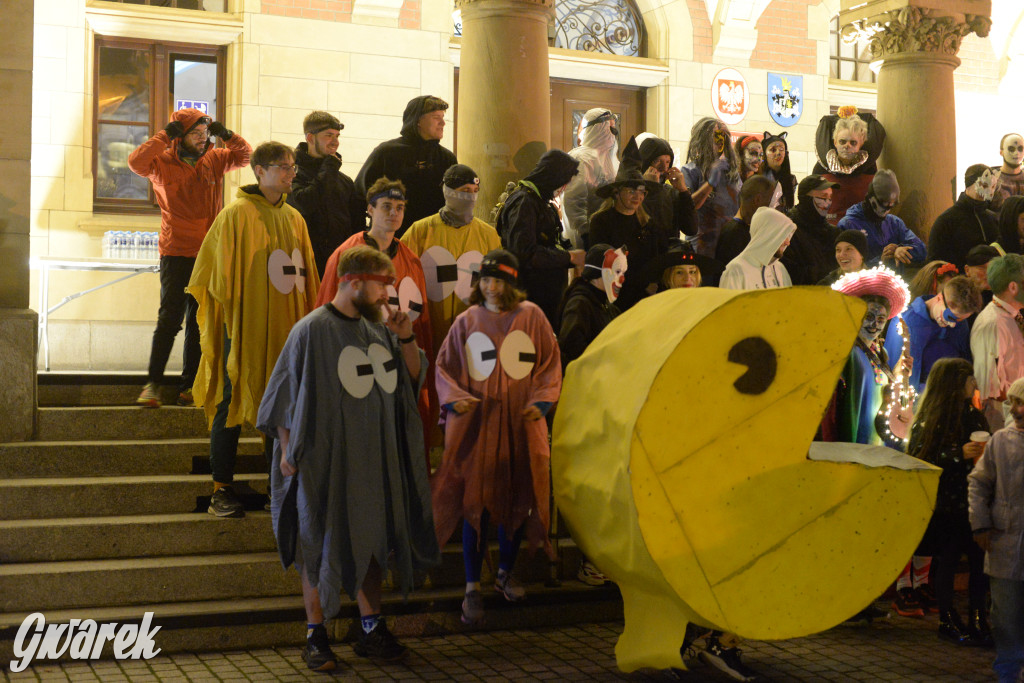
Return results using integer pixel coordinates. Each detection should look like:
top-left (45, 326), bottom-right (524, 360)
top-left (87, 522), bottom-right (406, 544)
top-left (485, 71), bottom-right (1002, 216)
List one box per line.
top-left (4, 609), bottom-right (998, 682)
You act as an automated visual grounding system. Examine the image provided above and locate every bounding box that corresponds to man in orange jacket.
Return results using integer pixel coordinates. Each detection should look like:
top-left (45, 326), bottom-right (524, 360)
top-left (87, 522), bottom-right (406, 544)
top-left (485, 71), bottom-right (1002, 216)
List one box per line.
top-left (128, 108), bottom-right (251, 408)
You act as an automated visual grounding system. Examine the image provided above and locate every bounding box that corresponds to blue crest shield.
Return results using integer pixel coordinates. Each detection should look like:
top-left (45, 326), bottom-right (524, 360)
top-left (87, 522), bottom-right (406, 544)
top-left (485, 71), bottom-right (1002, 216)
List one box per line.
top-left (768, 73), bottom-right (802, 127)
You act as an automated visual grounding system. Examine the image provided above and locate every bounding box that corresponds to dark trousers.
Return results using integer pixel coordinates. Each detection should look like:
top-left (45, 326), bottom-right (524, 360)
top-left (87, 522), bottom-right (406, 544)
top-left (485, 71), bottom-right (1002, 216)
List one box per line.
top-left (932, 519), bottom-right (988, 614)
top-left (210, 332), bottom-right (274, 484)
top-left (147, 255), bottom-right (200, 392)
top-left (462, 511), bottom-right (525, 582)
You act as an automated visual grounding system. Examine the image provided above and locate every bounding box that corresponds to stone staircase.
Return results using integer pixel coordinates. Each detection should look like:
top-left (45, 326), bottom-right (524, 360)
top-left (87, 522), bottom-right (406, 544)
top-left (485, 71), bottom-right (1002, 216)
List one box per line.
top-left (0, 373), bottom-right (621, 661)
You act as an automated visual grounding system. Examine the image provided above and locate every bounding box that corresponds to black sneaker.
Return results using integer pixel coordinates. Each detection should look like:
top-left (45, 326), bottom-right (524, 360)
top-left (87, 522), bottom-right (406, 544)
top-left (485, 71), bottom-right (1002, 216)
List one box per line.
top-left (208, 486), bottom-right (245, 518)
top-left (302, 625), bottom-right (338, 672)
top-left (699, 642), bottom-right (759, 682)
top-left (352, 620), bottom-right (406, 661)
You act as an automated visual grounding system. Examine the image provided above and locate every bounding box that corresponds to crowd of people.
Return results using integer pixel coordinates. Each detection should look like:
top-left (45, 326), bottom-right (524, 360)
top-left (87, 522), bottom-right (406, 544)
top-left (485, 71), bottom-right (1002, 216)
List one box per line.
top-left (125, 99), bottom-right (1023, 682)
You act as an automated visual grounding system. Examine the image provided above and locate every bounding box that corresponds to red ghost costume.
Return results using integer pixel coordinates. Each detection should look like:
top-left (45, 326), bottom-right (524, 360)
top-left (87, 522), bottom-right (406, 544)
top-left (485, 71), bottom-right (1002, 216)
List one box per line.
top-left (431, 301), bottom-right (562, 555)
top-left (316, 232), bottom-right (434, 455)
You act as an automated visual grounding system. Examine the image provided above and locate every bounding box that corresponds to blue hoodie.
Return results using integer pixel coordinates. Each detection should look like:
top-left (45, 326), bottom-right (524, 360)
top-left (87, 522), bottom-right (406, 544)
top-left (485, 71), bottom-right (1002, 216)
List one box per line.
top-left (838, 202), bottom-right (925, 267)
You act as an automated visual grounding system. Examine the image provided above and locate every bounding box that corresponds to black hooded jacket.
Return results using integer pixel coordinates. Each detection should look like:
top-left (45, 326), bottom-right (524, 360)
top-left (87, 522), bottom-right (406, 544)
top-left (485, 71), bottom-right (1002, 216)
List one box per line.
top-left (556, 277), bottom-right (619, 373)
top-left (782, 200), bottom-right (839, 285)
top-left (927, 192), bottom-right (999, 270)
top-left (288, 142), bottom-right (366, 278)
top-left (997, 195), bottom-right (1024, 254)
top-left (497, 149), bottom-right (580, 325)
top-left (638, 136), bottom-right (696, 245)
top-left (354, 96), bottom-right (458, 236)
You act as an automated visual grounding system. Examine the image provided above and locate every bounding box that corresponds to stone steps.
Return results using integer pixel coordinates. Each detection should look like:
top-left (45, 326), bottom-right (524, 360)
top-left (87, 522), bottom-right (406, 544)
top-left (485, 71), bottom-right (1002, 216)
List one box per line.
top-left (36, 406), bottom-right (259, 442)
top-left (0, 552), bottom-right (299, 613)
top-left (0, 438), bottom-right (265, 478)
top-left (0, 473), bottom-right (268, 520)
top-left (0, 375), bottom-right (615, 660)
top-left (0, 582), bottom-right (624, 662)
top-left (0, 512), bottom-right (278, 562)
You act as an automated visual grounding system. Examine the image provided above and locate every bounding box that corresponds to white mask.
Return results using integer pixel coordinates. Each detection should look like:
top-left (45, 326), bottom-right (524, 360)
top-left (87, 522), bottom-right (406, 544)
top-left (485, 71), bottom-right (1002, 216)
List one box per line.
top-left (601, 248), bottom-right (628, 303)
top-left (972, 169), bottom-right (995, 202)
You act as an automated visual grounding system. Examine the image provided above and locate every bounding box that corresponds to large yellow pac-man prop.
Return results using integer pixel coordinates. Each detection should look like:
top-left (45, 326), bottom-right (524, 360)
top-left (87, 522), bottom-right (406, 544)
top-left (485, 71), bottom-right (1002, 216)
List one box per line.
top-left (552, 287), bottom-right (940, 672)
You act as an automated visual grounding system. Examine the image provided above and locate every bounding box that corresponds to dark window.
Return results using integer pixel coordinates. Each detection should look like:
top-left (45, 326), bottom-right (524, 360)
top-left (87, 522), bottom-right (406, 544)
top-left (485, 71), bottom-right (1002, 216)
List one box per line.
top-left (94, 36), bottom-right (225, 214)
top-left (103, 0), bottom-right (228, 10)
top-left (830, 15), bottom-right (876, 84)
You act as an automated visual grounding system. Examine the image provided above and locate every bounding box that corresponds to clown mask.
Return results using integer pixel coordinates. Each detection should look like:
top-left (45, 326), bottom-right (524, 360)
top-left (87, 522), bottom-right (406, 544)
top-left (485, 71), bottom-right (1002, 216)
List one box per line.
top-left (601, 248), bottom-right (628, 303)
top-left (972, 168), bottom-right (996, 202)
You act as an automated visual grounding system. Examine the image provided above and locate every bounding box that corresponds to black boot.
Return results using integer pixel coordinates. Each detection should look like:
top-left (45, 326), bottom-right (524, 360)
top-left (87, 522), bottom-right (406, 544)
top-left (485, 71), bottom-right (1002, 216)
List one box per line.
top-left (938, 610), bottom-right (972, 645)
top-left (968, 608), bottom-right (994, 647)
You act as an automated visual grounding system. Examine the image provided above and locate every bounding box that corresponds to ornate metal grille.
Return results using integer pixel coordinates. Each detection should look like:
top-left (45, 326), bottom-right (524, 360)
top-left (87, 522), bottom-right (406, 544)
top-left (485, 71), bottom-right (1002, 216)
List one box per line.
top-left (453, 0), bottom-right (645, 57)
top-left (554, 0), bottom-right (644, 57)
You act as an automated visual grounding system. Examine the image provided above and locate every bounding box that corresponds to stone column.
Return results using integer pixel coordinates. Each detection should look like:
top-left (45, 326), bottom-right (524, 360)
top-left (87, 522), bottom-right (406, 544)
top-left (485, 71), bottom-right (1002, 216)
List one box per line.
top-left (840, 3), bottom-right (991, 239)
top-left (456, 0), bottom-right (554, 219)
top-left (0, 1), bottom-right (37, 441)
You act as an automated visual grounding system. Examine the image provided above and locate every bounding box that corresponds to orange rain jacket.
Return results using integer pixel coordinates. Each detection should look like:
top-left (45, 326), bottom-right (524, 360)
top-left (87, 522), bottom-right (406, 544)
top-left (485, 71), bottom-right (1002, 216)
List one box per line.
top-left (127, 108), bottom-right (252, 258)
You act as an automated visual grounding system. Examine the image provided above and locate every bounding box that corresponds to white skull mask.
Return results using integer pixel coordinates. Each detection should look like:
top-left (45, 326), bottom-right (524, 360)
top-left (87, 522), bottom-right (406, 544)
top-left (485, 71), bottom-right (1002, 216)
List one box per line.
top-left (972, 168), bottom-right (996, 202)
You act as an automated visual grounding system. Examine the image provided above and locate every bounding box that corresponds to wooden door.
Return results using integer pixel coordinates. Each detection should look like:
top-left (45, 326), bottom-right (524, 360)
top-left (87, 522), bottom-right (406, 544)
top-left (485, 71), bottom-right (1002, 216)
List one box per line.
top-left (550, 78), bottom-right (645, 152)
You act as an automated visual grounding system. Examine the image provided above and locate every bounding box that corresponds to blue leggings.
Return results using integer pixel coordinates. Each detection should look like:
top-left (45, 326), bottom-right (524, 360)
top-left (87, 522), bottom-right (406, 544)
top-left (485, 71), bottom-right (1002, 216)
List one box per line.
top-left (462, 511), bottom-right (525, 583)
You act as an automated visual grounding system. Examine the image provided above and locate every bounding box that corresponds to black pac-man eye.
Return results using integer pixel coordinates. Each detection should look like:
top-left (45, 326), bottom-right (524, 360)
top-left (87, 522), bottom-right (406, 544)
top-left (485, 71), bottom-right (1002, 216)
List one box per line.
top-left (728, 336), bottom-right (777, 395)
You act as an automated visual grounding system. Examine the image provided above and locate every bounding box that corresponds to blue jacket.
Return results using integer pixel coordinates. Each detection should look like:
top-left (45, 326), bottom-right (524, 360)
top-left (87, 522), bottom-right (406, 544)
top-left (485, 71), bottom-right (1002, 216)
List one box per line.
top-left (838, 202), bottom-right (926, 267)
top-left (883, 295), bottom-right (971, 393)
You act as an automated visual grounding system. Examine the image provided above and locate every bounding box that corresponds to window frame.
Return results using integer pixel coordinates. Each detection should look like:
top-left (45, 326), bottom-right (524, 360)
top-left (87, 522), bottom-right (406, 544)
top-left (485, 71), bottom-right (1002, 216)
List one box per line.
top-left (92, 35), bottom-right (226, 215)
top-left (829, 14), bottom-right (877, 86)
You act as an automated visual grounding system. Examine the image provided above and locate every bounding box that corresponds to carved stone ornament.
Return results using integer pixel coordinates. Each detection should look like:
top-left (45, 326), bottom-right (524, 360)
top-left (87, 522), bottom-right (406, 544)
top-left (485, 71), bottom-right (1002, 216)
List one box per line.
top-left (840, 7), bottom-right (992, 59)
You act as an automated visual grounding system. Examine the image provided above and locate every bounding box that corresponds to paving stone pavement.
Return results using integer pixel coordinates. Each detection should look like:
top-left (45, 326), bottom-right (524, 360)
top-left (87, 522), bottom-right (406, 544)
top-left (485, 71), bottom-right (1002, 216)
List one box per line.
top-left (3, 609), bottom-right (998, 682)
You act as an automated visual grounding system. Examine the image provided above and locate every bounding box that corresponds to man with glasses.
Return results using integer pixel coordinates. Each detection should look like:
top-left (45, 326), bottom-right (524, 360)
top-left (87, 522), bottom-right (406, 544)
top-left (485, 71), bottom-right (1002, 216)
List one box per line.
top-left (187, 141), bottom-right (320, 518)
top-left (837, 169), bottom-right (925, 273)
top-left (928, 164), bottom-right (1001, 271)
top-left (993, 133), bottom-right (1024, 210)
top-left (288, 111), bottom-right (366, 278)
top-left (971, 254), bottom-right (1024, 431)
top-left (128, 107), bottom-right (251, 408)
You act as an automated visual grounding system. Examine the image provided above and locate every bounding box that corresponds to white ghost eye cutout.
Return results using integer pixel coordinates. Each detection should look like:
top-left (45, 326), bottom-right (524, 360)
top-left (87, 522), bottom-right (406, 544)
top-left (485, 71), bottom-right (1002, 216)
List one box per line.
top-left (367, 343), bottom-right (398, 394)
top-left (456, 250), bottom-right (485, 304)
top-left (337, 346), bottom-right (375, 399)
top-left (465, 331), bottom-right (497, 381)
top-left (499, 329), bottom-right (537, 380)
top-left (398, 276), bottom-right (424, 322)
top-left (421, 246), bottom-right (458, 302)
top-left (290, 248), bottom-right (307, 293)
top-left (268, 249), bottom-right (307, 295)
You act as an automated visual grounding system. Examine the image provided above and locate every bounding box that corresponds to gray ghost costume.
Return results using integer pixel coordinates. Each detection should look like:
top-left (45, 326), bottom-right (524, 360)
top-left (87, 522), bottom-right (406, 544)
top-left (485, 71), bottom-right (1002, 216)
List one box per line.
top-left (257, 304), bottom-right (440, 619)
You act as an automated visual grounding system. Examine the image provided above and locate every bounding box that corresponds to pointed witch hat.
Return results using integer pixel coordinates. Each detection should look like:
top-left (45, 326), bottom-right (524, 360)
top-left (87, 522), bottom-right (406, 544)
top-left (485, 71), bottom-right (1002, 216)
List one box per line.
top-left (596, 135), bottom-right (663, 198)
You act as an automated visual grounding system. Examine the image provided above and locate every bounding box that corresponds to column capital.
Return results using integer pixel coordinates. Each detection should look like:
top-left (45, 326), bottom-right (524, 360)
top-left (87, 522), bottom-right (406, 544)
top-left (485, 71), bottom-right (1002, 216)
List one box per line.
top-left (840, 6), bottom-right (991, 60)
top-left (456, 0), bottom-right (553, 13)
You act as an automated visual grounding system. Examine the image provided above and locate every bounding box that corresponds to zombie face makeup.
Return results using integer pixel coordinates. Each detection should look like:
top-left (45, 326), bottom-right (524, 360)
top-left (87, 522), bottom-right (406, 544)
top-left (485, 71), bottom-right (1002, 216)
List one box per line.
top-left (835, 132), bottom-right (865, 165)
top-left (859, 301), bottom-right (889, 343)
top-left (713, 128), bottom-right (728, 156)
top-left (743, 142), bottom-right (764, 175)
top-left (1002, 134), bottom-right (1024, 168)
top-left (809, 189), bottom-right (833, 217)
top-left (601, 248), bottom-right (628, 303)
top-left (765, 141), bottom-right (786, 172)
top-left (971, 168), bottom-right (996, 202)
top-left (867, 193), bottom-right (898, 218)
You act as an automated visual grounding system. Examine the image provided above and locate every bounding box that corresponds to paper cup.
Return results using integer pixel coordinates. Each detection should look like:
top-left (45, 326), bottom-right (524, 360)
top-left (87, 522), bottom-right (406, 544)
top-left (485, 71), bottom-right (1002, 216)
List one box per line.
top-left (970, 431), bottom-right (991, 444)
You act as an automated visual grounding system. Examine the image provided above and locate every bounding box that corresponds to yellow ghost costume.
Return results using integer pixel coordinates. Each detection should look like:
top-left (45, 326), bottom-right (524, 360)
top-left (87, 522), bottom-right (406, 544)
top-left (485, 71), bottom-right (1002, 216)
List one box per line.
top-left (552, 286), bottom-right (940, 672)
top-left (188, 187), bottom-right (321, 429)
top-left (400, 213), bottom-right (502, 355)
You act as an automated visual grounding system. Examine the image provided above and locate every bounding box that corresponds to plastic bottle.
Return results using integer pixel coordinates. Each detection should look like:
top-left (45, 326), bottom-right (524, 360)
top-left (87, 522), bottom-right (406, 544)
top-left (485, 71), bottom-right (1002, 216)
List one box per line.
top-left (132, 231), bottom-right (143, 260)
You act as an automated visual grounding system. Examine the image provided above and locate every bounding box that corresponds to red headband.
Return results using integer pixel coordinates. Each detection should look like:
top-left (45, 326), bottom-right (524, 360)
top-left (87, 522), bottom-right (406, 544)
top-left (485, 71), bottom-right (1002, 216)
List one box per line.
top-left (936, 263), bottom-right (959, 277)
top-left (741, 135), bottom-right (759, 148)
top-left (340, 273), bottom-right (396, 286)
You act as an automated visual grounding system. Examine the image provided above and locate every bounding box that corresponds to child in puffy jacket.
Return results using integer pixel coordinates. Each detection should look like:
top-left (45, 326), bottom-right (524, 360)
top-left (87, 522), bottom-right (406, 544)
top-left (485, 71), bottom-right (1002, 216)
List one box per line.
top-left (969, 376), bottom-right (1024, 683)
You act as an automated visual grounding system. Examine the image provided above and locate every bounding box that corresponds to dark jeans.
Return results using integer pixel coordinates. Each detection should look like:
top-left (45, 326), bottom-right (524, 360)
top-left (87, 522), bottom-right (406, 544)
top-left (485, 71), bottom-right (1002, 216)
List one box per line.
top-left (931, 519), bottom-right (987, 614)
top-left (147, 255), bottom-right (200, 392)
top-left (210, 332), bottom-right (274, 485)
top-left (990, 577), bottom-right (1024, 683)
top-left (462, 511), bottom-right (525, 583)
